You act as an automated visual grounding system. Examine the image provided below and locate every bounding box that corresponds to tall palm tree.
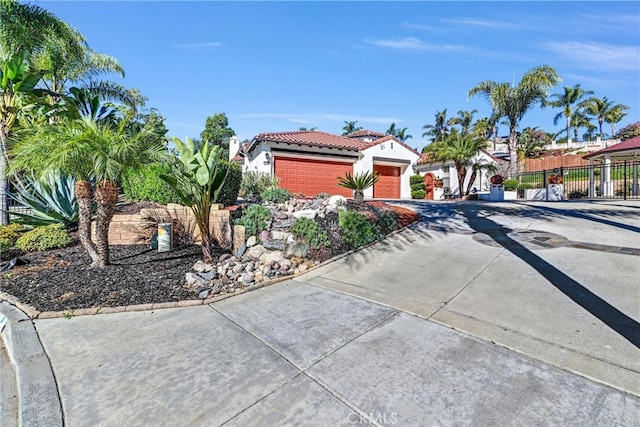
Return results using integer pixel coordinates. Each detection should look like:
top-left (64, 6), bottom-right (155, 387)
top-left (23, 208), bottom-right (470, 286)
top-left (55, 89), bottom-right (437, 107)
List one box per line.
top-left (386, 122), bottom-right (397, 136)
top-left (605, 103), bottom-right (629, 137)
top-left (547, 84), bottom-right (593, 143)
top-left (448, 109), bottom-right (478, 136)
top-left (579, 96), bottom-right (616, 139)
top-left (570, 109), bottom-right (593, 142)
top-left (342, 121), bottom-right (362, 136)
top-left (468, 65), bottom-right (560, 174)
top-left (422, 109), bottom-right (449, 143)
top-left (10, 114), bottom-right (166, 267)
top-left (423, 129), bottom-right (486, 196)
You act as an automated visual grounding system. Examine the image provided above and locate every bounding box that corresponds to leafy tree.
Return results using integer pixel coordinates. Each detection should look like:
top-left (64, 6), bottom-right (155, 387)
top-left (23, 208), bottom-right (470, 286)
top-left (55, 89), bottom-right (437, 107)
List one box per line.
top-left (423, 129), bottom-right (486, 196)
top-left (200, 112), bottom-right (235, 158)
top-left (465, 158), bottom-right (497, 196)
top-left (614, 122), bottom-right (640, 141)
top-left (422, 109), bottom-right (450, 143)
top-left (468, 65), bottom-right (560, 175)
top-left (337, 171), bottom-right (379, 206)
top-left (298, 126), bottom-right (317, 131)
top-left (0, 54), bottom-right (44, 224)
top-left (448, 109), bottom-right (478, 136)
top-left (160, 137), bottom-right (228, 262)
top-left (342, 121), bottom-right (362, 136)
top-left (10, 113), bottom-right (166, 267)
top-left (547, 84), bottom-right (593, 142)
top-left (518, 127), bottom-right (549, 159)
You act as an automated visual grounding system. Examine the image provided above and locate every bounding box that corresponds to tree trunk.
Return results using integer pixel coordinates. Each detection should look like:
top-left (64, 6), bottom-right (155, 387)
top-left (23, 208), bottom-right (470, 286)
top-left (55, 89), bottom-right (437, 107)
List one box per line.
top-left (566, 117), bottom-right (571, 143)
top-left (456, 163), bottom-right (467, 197)
top-left (94, 180), bottom-right (119, 267)
top-left (75, 180), bottom-right (100, 265)
top-left (353, 190), bottom-right (364, 207)
top-left (508, 130), bottom-right (519, 178)
top-left (465, 170), bottom-right (478, 196)
top-left (0, 126), bottom-right (10, 225)
top-left (598, 120), bottom-right (604, 138)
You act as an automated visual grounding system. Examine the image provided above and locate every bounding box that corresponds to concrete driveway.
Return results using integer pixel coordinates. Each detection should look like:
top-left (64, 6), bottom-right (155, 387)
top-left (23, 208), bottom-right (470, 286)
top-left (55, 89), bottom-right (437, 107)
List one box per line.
top-left (2, 200), bottom-right (639, 426)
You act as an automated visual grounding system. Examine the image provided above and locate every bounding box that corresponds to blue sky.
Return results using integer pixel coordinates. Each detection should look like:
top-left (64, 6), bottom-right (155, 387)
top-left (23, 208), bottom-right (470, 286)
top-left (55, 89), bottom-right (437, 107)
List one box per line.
top-left (41, 1), bottom-right (639, 151)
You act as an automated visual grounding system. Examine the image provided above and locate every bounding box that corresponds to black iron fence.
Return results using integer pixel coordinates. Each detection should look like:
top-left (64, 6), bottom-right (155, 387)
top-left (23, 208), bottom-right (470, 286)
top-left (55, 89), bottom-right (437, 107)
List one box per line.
top-left (515, 160), bottom-right (640, 200)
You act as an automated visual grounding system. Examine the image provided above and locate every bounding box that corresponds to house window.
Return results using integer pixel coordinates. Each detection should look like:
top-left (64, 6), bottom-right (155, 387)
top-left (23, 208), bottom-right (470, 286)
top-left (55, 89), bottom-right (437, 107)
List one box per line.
top-left (443, 166), bottom-right (451, 177)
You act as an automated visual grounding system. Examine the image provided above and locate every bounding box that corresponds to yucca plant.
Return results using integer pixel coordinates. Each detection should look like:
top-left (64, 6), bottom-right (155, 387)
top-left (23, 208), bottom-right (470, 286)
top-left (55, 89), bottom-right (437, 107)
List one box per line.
top-left (337, 171), bottom-right (380, 206)
top-left (160, 137), bottom-right (228, 261)
top-left (6, 171), bottom-right (79, 229)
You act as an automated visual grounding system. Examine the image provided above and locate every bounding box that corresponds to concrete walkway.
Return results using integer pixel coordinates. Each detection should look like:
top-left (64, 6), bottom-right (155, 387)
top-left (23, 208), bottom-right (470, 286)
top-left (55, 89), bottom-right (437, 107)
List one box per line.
top-left (1, 200), bottom-right (639, 426)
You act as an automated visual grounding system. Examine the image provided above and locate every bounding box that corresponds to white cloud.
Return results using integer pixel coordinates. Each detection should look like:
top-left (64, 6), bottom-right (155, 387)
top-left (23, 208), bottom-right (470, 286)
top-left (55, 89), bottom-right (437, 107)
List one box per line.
top-left (172, 42), bottom-right (223, 50)
top-left (541, 40), bottom-right (640, 72)
top-left (442, 17), bottom-right (520, 29)
top-left (365, 37), bottom-right (464, 52)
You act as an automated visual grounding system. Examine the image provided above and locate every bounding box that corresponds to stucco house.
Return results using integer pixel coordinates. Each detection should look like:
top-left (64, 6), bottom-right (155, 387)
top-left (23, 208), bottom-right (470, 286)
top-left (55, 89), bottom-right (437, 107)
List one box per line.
top-left (413, 150), bottom-right (505, 199)
top-left (230, 130), bottom-right (421, 199)
top-left (583, 135), bottom-right (640, 197)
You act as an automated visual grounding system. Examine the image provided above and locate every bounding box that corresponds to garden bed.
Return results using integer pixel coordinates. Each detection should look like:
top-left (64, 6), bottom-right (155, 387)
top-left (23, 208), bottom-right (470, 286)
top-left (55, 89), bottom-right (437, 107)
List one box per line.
top-left (0, 201), bottom-right (420, 313)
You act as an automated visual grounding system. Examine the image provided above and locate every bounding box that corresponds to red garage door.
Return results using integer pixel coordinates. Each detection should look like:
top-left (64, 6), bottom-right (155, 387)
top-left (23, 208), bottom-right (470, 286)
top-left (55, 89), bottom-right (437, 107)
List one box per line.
top-left (373, 165), bottom-right (401, 199)
top-left (274, 157), bottom-right (353, 197)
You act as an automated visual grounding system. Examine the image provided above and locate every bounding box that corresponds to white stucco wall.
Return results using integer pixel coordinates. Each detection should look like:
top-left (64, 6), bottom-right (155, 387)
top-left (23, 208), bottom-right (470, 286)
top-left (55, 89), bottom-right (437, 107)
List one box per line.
top-left (415, 151), bottom-right (499, 197)
top-left (358, 140), bottom-right (420, 199)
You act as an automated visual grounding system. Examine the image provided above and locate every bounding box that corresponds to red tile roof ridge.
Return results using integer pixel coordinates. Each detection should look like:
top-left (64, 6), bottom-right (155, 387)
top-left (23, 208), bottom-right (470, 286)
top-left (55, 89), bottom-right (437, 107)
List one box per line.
top-left (583, 136), bottom-right (640, 159)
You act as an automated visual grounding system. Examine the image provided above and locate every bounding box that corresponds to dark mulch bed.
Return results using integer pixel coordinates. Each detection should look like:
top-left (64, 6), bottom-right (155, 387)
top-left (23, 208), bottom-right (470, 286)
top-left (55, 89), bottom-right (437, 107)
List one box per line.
top-left (0, 201), bottom-right (421, 313)
top-left (0, 244), bottom-right (208, 313)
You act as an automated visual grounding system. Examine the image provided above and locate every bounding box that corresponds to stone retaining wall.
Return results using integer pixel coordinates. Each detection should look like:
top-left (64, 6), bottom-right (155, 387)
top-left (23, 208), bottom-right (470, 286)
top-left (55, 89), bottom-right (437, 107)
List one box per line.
top-left (91, 203), bottom-right (233, 247)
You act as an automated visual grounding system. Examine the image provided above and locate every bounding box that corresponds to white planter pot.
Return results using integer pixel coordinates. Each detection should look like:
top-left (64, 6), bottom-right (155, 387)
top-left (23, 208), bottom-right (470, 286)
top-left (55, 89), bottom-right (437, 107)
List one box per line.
top-left (504, 191), bottom-right (518, 200)
top-left (489, 184), bottom-right (504, 201)
top-left (525, 188), bottom-right (547, 200)
top-left (547, 184), bottom-right (564, 201)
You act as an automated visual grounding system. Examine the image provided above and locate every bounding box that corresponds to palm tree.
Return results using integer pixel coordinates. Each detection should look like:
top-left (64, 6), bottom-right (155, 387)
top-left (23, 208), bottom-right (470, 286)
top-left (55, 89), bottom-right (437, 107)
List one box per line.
top-left (422, 109), bottom-right (450, 143)
top-left (448, 109), bottom-right (478, 136)
top-left (547, 84), bottom-right (593, 143)
top-left (10, 114), bottom-right (166, 267)
top-left (465, 158), bottom-right (497, 196)
top-left (396, 127), bottom-right (412, 142)
top-left (423, 130), bottom-right (486, 196)
top-left (570, 110), bottom-right (593, 142)
top-left (342, 121), bottom-right (362, 136)
top-left (337, 171), bottom-right (379, 206)
top-left (386, 122), bottom-right (397, 136)
top-left (579, 96), bottom-right (615, 139)
top-left (605, 103), bottom-right (629, 137)
top-left (468, 65), bottom-right (560, 175)
top-left (518, 127), bottom-right (548, 159)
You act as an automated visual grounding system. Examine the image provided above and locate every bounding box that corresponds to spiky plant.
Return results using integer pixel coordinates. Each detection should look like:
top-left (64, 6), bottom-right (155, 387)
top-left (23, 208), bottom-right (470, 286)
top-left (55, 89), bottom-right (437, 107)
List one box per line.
top-left (337, 171), bottom-right (380, 206)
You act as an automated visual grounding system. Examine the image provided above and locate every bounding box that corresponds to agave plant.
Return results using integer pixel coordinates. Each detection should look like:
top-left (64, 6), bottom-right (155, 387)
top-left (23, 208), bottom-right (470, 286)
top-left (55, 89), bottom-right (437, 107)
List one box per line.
top-left (6, 171), bottom-right (79, 229)
top-left (337, 171), bottom-right (380, 206)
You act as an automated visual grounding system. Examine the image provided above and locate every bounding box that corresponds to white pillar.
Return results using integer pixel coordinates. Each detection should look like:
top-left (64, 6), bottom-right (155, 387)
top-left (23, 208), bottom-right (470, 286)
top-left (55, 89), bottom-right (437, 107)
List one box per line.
top-left (588, 160), bottom-right (595, 198)
top-left (228, 136), bottom-right (240, 161)
top-left (603, 155), bottom-right (612, 197)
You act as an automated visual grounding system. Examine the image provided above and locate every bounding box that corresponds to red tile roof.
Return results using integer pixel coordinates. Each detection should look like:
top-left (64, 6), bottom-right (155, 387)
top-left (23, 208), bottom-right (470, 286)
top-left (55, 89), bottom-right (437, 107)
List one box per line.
top-left (346, 130), bottom-right (386, 138)
top-left (583, 136), bottom-right (640, 159)
top-left (253, 130), bottom-right (363, 151)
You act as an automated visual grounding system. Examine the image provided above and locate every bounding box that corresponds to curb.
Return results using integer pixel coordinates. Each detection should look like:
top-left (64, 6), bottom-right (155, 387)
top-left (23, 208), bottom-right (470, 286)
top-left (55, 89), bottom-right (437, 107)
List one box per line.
top-left (0, 301), bottom-right (63, 426)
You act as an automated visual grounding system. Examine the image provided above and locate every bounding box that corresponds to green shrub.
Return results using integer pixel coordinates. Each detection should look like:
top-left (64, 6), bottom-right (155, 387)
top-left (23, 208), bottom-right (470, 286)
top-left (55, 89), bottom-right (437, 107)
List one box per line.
top-left (338, 210), bottom-right (382, 248)
top-left (0, 237), bottom-right (12, 253)
top-left (240, 172), bottom-right (280, 200)
top-left (0, 223), bottom-right (25, 242)
top-left (122, 162), bottom-right (180, 204)
top-left (234, 204), bottom-right (272, 237)
top-left (410, 174), bottom-right (425, 185)
top-left (215, 160), bottom-right (242, 206)
top-left (15, 224), bottom-right (73, 252)
top-left (516, 183), bottom-right (534, 190)
top-left (290, 217), bottom-right (330, 249)
top-left (261, 187), bottom-right (291, 204)
top-left (411, 189), bottom-right (426, 199)
top-left (377, 211), bottom-right (398, 234)
top-left (503, 179), bottom-right (518, 191)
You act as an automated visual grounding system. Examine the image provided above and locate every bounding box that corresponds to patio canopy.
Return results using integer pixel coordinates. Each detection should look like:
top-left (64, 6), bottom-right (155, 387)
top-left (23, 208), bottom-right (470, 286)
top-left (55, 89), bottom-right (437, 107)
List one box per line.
top-left (583, 136), bottom-right (640, 163)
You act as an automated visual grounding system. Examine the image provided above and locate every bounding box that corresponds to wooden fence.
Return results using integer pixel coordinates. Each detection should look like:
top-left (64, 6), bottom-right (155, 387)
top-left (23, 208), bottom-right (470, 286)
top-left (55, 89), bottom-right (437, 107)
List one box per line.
top-left (524, 155), bottom-right (590, 172)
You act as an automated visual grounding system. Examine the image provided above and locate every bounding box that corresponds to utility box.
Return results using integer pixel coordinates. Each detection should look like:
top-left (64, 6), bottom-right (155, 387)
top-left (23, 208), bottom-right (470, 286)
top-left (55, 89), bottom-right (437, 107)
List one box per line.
top-left (158, 223), bottom-right (173, 252)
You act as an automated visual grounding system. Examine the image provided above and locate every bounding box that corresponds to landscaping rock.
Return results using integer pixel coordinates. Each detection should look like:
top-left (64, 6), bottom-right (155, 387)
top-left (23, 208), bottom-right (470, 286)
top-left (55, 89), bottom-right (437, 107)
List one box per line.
top-left (275, 211), bottom-right (289, 220)
top-left (284, 242), bottom-right (309, 259)
top-left (219, 253), bottom-right (232, 263)
top-left (263, 240), bottom-right (286, 251)
top-left (192, 261), bottom-right (214, 273)
top-left (260, 230), bottom-right (271, 242)
top-left (328, 195), bottom-right (347, 206)
top-left (271, 231), bottom-right (289, 241)
top-left (293, 209), bottom-right (316, 219)
top-left (186, 272), bottom-right (212, 288)
top-left (246, 236), bottom-right (257, 247)
top-left (234, 243), bottom-right (247, 258)
top-left (247, 244), bottom-right (266, 259)
top-left (260, 250), bottom-right (284, 265)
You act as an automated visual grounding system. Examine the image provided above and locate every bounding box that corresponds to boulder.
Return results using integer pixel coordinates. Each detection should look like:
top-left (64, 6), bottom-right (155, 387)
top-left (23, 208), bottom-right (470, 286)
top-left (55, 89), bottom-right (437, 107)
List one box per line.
top-left (259, 230), bottom-right (271, 242)
top-left (293, 209), bottom-right (316, 219)
top-left (260, 250), bottom-right (284, 265)
top-left (284, 242), bottom-right (309, 259)
top-left (247, 244), bottom-right (266, 259)
top-left (192, 261), bottom-right (214, 273)
top-left (263, 240), bottom-right (286, 251)
top-left (327, 195), bottom-right (347, 206)
top-left (234, 243), bottom-right (247, 258)
top-left (271, 231), bottom-right (289, 241)
top-left (246, 236), bottom-right (257, 247)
